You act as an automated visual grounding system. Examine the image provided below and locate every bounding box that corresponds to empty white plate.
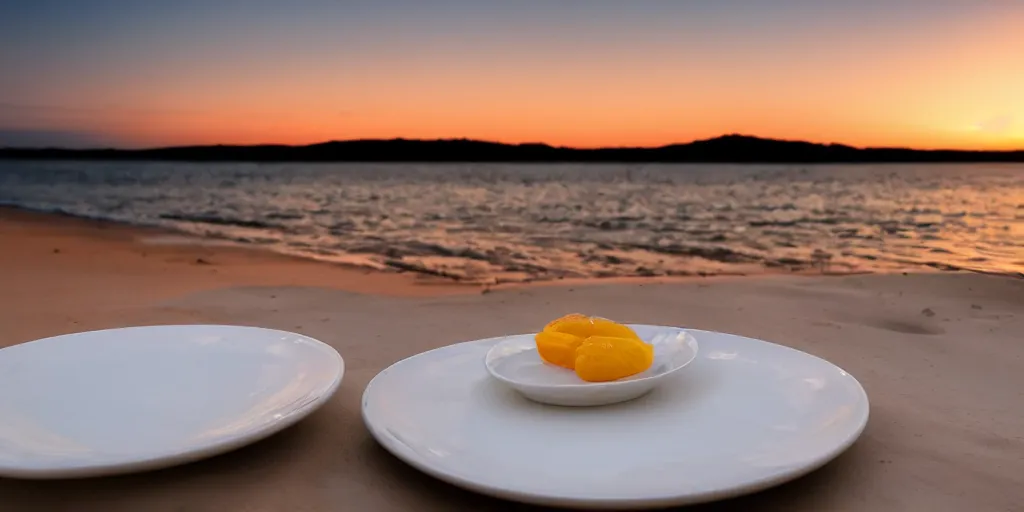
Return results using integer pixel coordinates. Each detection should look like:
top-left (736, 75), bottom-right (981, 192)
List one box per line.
top-left (484, 325), bottom-right (699, 406)
top-left (363, 326), bottom-right (869, 509)
top-left (0, 325), bottom-right (344, 479)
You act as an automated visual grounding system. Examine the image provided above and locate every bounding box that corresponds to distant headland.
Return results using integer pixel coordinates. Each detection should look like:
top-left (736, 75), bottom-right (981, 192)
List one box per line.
top-left (1, 134), bottom-right (1022, 163)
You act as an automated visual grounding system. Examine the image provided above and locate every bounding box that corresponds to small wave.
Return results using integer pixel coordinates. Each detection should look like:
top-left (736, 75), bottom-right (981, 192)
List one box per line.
top-left (0, 201), bottom-right (154, 227)
top-left (158, 213), bottom-right (282, 230)
top-left (624, 243), bottom-right (761, 263)
top-left (748, 217), bottom-right (847, 227)
top-left (265, 212), bottom-right (305, 220)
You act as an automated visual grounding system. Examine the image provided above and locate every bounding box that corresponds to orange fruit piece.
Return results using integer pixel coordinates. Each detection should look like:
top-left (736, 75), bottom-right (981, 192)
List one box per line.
top-left (535, 330), bottom-right (584, 369)
top-left (542, 313), bottom-right (641, 340)
top-left (535, 314), bottom-right (651, 380)
top-left (574, 335), bottom-right (654, 382)
top-left (590, 317), bottom-right (642, 340)
top-left (543, 313), bottom-right (594, 338)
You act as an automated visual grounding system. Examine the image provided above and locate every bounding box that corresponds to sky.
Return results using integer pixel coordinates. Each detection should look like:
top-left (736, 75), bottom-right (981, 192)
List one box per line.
top-left (0, 0), bottom-right (1022, 149)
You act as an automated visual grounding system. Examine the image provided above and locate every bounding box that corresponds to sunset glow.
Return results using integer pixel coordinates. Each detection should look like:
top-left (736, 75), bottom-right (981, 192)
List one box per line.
top-left (1, 1), bottom-right (1022, 149)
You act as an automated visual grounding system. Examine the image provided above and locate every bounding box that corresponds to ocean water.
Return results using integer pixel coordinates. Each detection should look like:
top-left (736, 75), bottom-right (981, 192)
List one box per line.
top-left (1, 161), bottom-right (1022, 283)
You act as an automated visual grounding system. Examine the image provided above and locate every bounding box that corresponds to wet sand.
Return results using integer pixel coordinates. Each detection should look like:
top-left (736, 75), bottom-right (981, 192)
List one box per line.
top-left (0, 207), bottom-right (1022, 511)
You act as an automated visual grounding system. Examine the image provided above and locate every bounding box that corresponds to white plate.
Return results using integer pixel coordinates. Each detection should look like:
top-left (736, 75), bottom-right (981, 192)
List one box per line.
top-left (484, 326), bottom-right (699, 406)
top-left (362, 326), bottom-right (869, 509)
top-left (0, 325), bottom-right (344, 479)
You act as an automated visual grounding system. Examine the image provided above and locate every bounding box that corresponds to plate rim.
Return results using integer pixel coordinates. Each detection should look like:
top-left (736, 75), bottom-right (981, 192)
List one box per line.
top-left (361, 325), bottom-right (870, 509)
top-left (0, 324), bottom-right (345, 479)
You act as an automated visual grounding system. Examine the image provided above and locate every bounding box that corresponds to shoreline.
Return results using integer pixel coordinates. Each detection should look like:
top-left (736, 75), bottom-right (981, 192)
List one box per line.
top-left (0, 204), bottom-right (941, 297)
top-left (0, 205), bottom-right (760, 298)
top-left (0, 205), bottom-right (480, 298)
top-left (2, 205), bottom-right (1017, 302)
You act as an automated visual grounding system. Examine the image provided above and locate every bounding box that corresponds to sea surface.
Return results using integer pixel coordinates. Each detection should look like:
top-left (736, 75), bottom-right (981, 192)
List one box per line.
top-left (1, 161), bottom-right (1022, 283)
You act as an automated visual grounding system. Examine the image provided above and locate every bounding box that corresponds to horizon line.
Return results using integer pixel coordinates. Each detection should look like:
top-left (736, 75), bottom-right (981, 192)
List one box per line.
top-left (0, 133), bottom-right (1019, 152)
top-left (2, 133), bottom-right (1023, 153)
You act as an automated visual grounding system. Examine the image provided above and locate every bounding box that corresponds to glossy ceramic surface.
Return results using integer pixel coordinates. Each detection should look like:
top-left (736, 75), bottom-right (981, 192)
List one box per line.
top-left (363, 326), bottom-right (869, 509)
top-left (484, 325), bottom-right (699, 406)
top-left (0, 325), bottom-right (344, 479)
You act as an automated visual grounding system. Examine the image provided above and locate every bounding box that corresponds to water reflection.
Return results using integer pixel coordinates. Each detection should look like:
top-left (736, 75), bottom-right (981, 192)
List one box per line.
top-left (1, 162), bottom-right (1021, 282)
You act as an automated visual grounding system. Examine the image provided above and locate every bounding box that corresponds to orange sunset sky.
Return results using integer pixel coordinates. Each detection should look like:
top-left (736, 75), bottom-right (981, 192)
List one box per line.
top-left (0, 1), bottom-right (1022, 150)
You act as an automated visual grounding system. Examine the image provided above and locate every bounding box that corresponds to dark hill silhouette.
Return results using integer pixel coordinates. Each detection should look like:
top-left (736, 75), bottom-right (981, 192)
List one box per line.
top-left (1, 134), bottom-right (1021, 163)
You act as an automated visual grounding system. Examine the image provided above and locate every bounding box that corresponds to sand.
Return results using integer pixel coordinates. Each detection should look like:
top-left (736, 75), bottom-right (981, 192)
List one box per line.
top-left (0, 207), bottom-right (1022, 511)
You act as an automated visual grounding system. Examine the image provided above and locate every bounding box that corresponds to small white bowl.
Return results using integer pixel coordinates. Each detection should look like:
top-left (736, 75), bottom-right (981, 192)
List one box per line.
top-left (484, 324), bottom-right (699, 407)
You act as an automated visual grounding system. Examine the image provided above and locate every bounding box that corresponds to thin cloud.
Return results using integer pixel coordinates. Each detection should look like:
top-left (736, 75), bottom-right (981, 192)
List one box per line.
top-left (973, 115), bottom-right (1014, 133)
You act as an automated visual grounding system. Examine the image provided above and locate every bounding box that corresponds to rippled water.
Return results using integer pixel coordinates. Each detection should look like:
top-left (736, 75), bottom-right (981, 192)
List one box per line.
top-left (1, 161), bottom-right (1022, 283)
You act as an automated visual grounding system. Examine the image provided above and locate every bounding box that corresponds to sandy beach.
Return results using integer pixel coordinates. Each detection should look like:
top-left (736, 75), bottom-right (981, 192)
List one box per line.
top-left (0, 207), bottom-right (1022, 511)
